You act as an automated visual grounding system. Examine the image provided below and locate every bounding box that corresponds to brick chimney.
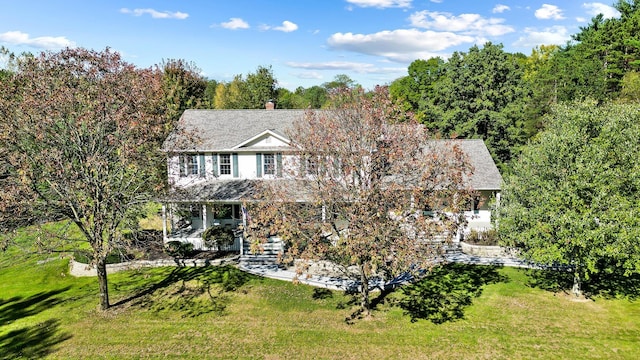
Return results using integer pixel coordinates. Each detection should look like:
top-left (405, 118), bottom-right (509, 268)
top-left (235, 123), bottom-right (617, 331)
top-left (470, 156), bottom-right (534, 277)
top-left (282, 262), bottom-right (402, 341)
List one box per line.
top-left (265, 100), bottom-right (275, 110)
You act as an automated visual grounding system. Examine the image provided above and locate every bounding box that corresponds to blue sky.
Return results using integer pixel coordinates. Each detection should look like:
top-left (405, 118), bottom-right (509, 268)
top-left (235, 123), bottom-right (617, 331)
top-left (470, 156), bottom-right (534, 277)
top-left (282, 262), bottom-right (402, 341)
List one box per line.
top-left (0, 1), bottom-right (621, 90)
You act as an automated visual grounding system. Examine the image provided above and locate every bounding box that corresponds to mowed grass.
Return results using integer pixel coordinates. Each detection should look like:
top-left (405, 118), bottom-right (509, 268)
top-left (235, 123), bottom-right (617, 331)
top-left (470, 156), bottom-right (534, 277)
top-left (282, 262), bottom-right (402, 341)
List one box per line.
top-left (1, 240), bottom-right (639, 359)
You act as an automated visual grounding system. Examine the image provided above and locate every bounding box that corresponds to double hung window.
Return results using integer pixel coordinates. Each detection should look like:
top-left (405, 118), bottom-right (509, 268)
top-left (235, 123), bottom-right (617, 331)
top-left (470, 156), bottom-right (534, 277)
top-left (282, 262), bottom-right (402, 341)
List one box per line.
top-left (219, 154), bottom-right (231, 175)
top-left (180, 154), bottom-right (199, 177)
top-left (263, 154), bottom-right (275, 175)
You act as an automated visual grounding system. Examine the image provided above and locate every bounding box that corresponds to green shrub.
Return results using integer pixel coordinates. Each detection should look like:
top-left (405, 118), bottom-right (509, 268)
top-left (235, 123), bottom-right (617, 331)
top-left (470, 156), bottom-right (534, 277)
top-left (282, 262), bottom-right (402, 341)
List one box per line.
top-left (202, 226), bottom-right (235, 249)
top-left (72, 249), bottom-right (132, 264)
top-left (165, 241), bottom-right (195, 258)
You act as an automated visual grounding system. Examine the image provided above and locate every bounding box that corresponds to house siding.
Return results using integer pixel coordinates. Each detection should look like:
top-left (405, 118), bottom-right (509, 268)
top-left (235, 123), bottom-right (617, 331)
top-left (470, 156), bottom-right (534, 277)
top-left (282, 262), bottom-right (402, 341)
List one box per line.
top-left (168, 151), bottom-right (299, 187)
top-left (162, 109), bottom-right (503, 248)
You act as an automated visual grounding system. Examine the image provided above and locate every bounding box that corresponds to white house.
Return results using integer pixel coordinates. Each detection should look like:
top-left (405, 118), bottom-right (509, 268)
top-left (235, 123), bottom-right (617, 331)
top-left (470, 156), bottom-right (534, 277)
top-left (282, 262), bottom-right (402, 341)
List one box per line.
top-left (161, 104), bottom-right (503, 253)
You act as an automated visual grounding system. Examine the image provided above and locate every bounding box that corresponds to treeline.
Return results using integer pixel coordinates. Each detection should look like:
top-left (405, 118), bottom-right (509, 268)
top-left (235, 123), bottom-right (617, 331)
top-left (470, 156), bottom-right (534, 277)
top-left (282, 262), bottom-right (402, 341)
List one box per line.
top-left (160, 59), bottom-right (361, 119)
top-left (160, 1), bottom-right (640, 171)
top-left (390, 0), bottom-right (640, 170)
top-left (2, 0), bottom-right (640, 171)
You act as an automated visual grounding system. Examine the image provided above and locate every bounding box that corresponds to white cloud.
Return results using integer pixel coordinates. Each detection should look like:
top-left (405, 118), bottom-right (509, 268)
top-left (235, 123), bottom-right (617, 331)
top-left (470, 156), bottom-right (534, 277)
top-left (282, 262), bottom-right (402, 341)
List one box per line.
top-left (220, 18), bottom-right (250, 30)
top-left (0, 30), bottom-right (75, 49)
top-left (327, 29), bottom-right (475, 62)
top-left (346, 0), bottom-right (412, 8)
top-left (430, 0), bottom-right (443, 3)
top-left (493, 4), bottom-right (510, 14)
top-left (288, 61), bottom-right (376, 72)
top-left (535, 4), bottom-right (565, 20)
top-left (513, 26), bottom-right (571, 48)
top-left (287, 61), bottom-right (406, 74)
top-left (291, 70), bottom-right (323, 80)
top-left (120, 8), bottom-right (188, 19)
top-left (262, 21), bottom-right (299, 32)
top-left (409, 11), bottom-right (514, 36)
top-left (583, 3), bottom-right (621, 19)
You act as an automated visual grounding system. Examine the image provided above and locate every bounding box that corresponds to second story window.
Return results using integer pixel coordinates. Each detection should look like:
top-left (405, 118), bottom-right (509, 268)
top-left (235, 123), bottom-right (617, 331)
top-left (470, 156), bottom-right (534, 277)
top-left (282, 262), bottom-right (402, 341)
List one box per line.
top-left (188, 155), bottom-right (198, 175)
top-left (257, 152), bottom-right (281, 178)
top-left (306, 156), bottom-right (318, 176)
top-left (219, 154), bottom-right (231, 175)
top-left (264, 153), bottom-right (275, 175)
top-left (180, 154), bottom-right (200, 177)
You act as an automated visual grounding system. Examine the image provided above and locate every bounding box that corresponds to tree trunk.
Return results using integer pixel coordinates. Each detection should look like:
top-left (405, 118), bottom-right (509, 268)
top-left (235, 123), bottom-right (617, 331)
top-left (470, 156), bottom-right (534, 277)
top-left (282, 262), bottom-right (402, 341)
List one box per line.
top-left (96, 256), bottom-right (110, 310)
top-left (359, 265), bottom-right (370, 316)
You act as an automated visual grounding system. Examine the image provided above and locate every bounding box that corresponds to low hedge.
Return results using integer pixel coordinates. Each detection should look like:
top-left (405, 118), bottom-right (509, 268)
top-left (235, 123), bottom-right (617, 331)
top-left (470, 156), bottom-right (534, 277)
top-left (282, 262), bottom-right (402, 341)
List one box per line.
top-left (72, 249), bottom-right (133, 265)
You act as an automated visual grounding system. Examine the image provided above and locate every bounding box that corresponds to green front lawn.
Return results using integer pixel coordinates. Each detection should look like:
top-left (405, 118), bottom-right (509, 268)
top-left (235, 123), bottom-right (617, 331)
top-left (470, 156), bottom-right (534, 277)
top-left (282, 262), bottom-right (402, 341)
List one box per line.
top-left (1, 238), bottom-right (639, 359)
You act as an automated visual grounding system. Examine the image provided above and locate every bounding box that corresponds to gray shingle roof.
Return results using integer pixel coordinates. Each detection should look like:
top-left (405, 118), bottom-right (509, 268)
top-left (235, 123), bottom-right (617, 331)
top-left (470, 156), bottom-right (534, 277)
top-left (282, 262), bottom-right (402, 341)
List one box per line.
top-left (167, 179), bottom-right (312, 203)
top-left (163, 110), bottom-right (502, 192)
top-left (168, 179), bottom-right (260, 203)
top-left (163, 109), bottom-right (305, 152)
top-left (449, 139), bottom-right (503, 190)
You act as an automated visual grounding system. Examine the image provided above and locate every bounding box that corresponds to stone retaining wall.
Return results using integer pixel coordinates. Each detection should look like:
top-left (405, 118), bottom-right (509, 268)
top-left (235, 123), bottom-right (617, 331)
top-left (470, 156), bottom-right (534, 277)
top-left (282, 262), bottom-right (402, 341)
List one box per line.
top-left (69, 256), bottom-right (240, 277)
top-left (459, 242), bottom-right (518, 258)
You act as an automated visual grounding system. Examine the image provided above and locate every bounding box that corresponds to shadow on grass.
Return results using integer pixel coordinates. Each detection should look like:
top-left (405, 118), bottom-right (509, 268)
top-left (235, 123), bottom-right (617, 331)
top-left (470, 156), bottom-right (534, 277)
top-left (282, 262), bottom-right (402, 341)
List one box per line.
top-left (312, 288), bottom-right (334, 300)
top-left (0, 287), bottom-right (70, 326)
top-left (524, 269), bottom-right (573, 294)
top-left (0, 288), bottom-right (72, 359)
top-left (398, 263), bottom-right (508, 324)
top-left (526, 265), bottom-right (640, 300)
top-left (112, 265), bottom-right (257, 317)
top-left (0, 318), bottom-right (71, 359)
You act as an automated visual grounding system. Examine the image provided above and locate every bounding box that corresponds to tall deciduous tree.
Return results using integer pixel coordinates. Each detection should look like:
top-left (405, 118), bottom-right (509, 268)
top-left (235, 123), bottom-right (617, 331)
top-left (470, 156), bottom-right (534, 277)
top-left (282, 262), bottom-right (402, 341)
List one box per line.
top-left (322, 74), bottom-right (359, 92)
top-left (498, 101), bottom-right (640, 296)
top-left (297, 85), bottom-right (329, 109)
top-left (248, 87), bottom-right (473, 315)
top-left (213, 66), bottom-right (277, 109)
top-left (161, 58), bottom-right (209, 120)
top-left (432, 43), bottom-right (530, 168)
top-left (390, 57), bottom-right (445, 123)
top-left (244, 65), bottom-right (277, 109)
top-left (522, 45), bottom-right (560, 135)
top-left (0, 48), bottom-right (169, 310)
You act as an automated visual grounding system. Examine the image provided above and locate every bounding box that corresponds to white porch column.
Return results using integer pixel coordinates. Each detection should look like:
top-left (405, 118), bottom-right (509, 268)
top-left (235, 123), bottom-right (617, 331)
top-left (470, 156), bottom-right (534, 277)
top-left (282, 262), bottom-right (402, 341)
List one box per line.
top-left (162, 204), bottom-right (167, 241)
top-left (202, 204), bottom-right (208, 230)
top-left (241, 205), bottom-right (247, 256)
top-left (169, 205), bottom-right (175, 235)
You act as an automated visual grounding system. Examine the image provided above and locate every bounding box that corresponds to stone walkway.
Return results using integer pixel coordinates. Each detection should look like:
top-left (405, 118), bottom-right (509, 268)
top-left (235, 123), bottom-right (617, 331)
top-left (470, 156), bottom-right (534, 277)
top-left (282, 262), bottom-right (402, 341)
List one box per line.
top-left (238, 253), bottom-right (541, 291)
top-left (444, 253), bottom-right (537, 268)
top-left (69, 252), bottom-right (543, 291)
top-left (69, 256), bottom-right (240, 277)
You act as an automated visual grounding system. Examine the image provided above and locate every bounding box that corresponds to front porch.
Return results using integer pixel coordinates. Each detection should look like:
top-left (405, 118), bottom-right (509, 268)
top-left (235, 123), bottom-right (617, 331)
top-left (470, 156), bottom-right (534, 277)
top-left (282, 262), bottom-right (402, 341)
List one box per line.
top-left (464, 209), bottom-right (493, 233)
top-left (166, 226), bottom-right (243, 252)
top-left (162, 203), bottom-right (245, 252)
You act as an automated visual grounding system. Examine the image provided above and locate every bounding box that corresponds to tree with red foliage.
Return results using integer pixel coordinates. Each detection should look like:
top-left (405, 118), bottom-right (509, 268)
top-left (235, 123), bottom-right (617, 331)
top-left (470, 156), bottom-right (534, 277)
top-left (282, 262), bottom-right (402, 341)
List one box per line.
top-left (248, 87), bottom-right (473, 316)
top-left (0, 48), bottom-right (170, 310)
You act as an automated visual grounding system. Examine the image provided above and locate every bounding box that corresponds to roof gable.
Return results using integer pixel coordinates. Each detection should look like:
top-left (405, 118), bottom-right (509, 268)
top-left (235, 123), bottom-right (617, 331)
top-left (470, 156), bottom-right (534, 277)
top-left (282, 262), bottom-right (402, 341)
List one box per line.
top-left (163, 109), bottom-right (305, 152)
top-left (232, 129), bottom-right (290, 150)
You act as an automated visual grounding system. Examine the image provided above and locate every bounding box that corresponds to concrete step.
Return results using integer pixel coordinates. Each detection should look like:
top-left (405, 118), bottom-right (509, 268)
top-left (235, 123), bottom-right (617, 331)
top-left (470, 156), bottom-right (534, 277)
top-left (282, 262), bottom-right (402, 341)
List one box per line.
top-left (239, 254), bottom-right (279, 266)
